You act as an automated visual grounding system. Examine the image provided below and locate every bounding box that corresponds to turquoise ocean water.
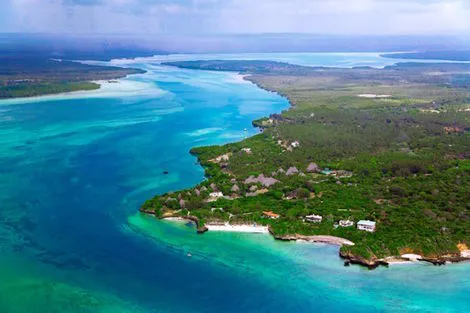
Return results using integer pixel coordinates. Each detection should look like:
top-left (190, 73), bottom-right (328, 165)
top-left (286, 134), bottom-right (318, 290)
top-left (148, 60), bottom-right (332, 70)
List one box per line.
top-left (0, 53), bottom-right (469, 313)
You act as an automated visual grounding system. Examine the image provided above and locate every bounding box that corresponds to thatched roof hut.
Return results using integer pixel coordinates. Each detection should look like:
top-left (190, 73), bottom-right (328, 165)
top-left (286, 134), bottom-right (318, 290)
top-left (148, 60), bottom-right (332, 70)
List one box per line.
top-left (306, 163), bottom-right (320, 173)
top-left (259, 176), bottom-right (279, 187)
top-left (244, 176), bottom-right (258, 184)
top-left (286, 167), bottom-right (299, 176)
top-left (244, 174), bottom-right (279, 187)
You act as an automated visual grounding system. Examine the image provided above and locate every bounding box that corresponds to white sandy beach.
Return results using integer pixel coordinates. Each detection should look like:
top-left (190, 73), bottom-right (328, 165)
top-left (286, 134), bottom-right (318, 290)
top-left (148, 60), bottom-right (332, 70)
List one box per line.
top-left (163, 217), bottom-right (190, 222)
top-left (227, 73), bottom-right (250, 84)
top-left (401, 253), bottom-right (423, 261)
top-left (205, 222), bottom-right (269, 233)
top-left (387, 260), bottom-right (416, 265)
top-left (357, 94), bottom-right (392, 98)
top-left (0, 76), bottom-right (166, 106)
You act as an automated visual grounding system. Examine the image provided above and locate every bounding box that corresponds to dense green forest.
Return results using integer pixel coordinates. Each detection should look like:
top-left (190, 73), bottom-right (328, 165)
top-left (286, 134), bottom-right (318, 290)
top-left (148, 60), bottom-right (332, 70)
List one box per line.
top-left (143, 60), bottom-right (470, 267)
top-left (0, 56), bottom-right (145, 98)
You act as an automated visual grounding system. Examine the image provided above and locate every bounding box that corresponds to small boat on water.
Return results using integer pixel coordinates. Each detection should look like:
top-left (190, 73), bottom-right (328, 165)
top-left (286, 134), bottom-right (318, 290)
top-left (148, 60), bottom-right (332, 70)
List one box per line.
top-left (187, 253), bottom-right (192, 257)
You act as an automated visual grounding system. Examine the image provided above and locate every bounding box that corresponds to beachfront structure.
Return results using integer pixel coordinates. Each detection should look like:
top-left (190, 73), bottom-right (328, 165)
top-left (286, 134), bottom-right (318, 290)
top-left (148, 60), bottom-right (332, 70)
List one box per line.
top-left (305, 214), bottom-right (323, 223)
top-left (263, 211), bottom-right (280, 219)
top-left (357, 220), bottom-right (376, 232)
top-left (209, 191), bottom-right (224, 199)
top-left (339, 220), bottom-right (354, 227)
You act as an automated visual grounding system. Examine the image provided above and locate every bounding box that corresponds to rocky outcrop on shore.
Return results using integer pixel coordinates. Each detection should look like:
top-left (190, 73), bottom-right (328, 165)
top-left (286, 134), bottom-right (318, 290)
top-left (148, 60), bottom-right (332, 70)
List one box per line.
top-left (139, 208), bottom-right (156, 215)
top-left (139, 208), bottom-right (208, 234)
top-left (269, 229), bottom-right (355, 247)
top-left (269, 232), bottom-right (388, 270)
top-left (197, 226), bottom-right (209, 234)
top-left (340, 252), bottom-right (470, 269)
top-left (339, 250), bottom-right (389, 269)
top-left (419, 255), bottom-right (469, 266)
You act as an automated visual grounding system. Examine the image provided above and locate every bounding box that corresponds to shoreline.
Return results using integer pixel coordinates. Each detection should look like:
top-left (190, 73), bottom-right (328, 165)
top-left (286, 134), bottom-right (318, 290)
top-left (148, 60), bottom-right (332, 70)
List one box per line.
top-left (0, 67), bottom-right (146, 103)
top-left (156, 213), bottom-right (469, 269)
top-left (205, 222), bottom-right (269, 234)
top-left (144, 204), bottom-right (470, 270)
top-left (155, 213), bottom-right (356, 250)
top-left (157, 214), bottom-right (352, 245)
top-left (269, 232), bottom-right (354, 247)
top-left (0, 74), bottom-right (164, 105)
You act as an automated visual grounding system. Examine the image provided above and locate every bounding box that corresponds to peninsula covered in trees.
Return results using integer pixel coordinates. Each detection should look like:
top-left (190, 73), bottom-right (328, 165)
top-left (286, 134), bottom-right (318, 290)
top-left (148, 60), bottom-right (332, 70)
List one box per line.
top-left (0, 55), bottom-right (145, 99)
top-left (142, 60), bottom-right (470, 268)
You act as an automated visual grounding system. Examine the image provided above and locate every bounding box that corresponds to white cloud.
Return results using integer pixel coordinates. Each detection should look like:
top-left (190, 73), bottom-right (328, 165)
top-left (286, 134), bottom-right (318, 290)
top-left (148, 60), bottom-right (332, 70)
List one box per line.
top-left (3, 0), bottom-right (470, 35)
top-left (211, 0), bottom-right (470, 35)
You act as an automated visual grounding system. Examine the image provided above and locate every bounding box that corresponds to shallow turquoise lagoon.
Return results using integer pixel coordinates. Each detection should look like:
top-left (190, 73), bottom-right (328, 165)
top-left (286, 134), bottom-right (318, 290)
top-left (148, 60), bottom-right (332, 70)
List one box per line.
top-left (0, 54), bottom-right (469, 313)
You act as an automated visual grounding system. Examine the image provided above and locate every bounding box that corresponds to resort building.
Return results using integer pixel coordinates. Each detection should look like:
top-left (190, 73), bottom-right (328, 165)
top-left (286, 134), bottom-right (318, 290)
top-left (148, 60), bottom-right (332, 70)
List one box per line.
top-left (357, 220), bottom-right (376, 232)
top-left (305, 214), bottom-right (323, 223)
top-left (339, 220), bottom-right (354, 227)
top-left (208, 192), bottom-right (224, 202)
top-left (263, 211), bottom-right (280, 219)
top-left (291, 141), bottom-right (300, 148)
top-left (209, 191), bottom-right (223, 198)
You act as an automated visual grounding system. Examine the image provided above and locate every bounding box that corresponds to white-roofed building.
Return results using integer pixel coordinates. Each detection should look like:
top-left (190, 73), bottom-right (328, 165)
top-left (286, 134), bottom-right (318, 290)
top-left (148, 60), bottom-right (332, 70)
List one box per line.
top-left (357, 220), bottom-right (376, 232)
top-left (339, 220), bottom-right (354, 227)
top-left (305, 214), bottom-right (323, 223)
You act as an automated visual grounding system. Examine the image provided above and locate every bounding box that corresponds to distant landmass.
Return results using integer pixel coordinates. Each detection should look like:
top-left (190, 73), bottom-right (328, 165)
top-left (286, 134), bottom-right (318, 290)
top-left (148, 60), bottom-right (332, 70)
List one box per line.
top-left (0, 33), bottom-right (164, 98)
top-left (1, 33), bottom-right (470, 55)
top-left (0, 56), bottom-right (145, 99)
top-left (382, 50), bottom-right (470, 61)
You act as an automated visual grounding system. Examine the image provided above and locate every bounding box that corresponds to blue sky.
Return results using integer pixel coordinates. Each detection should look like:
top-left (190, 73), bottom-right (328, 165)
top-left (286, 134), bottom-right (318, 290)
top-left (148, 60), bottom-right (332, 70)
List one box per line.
top-left (1, 0), bottom-right (469, 35)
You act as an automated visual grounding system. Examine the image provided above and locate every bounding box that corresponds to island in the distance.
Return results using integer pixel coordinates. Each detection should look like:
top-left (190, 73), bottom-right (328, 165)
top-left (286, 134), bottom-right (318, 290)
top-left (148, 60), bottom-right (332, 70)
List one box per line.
top-left (141, 59), bottom-right (470, 269)
top-left (0, 55), bottom-right (145, 99)
top-left (381, 50), bottom-right (470, 62)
